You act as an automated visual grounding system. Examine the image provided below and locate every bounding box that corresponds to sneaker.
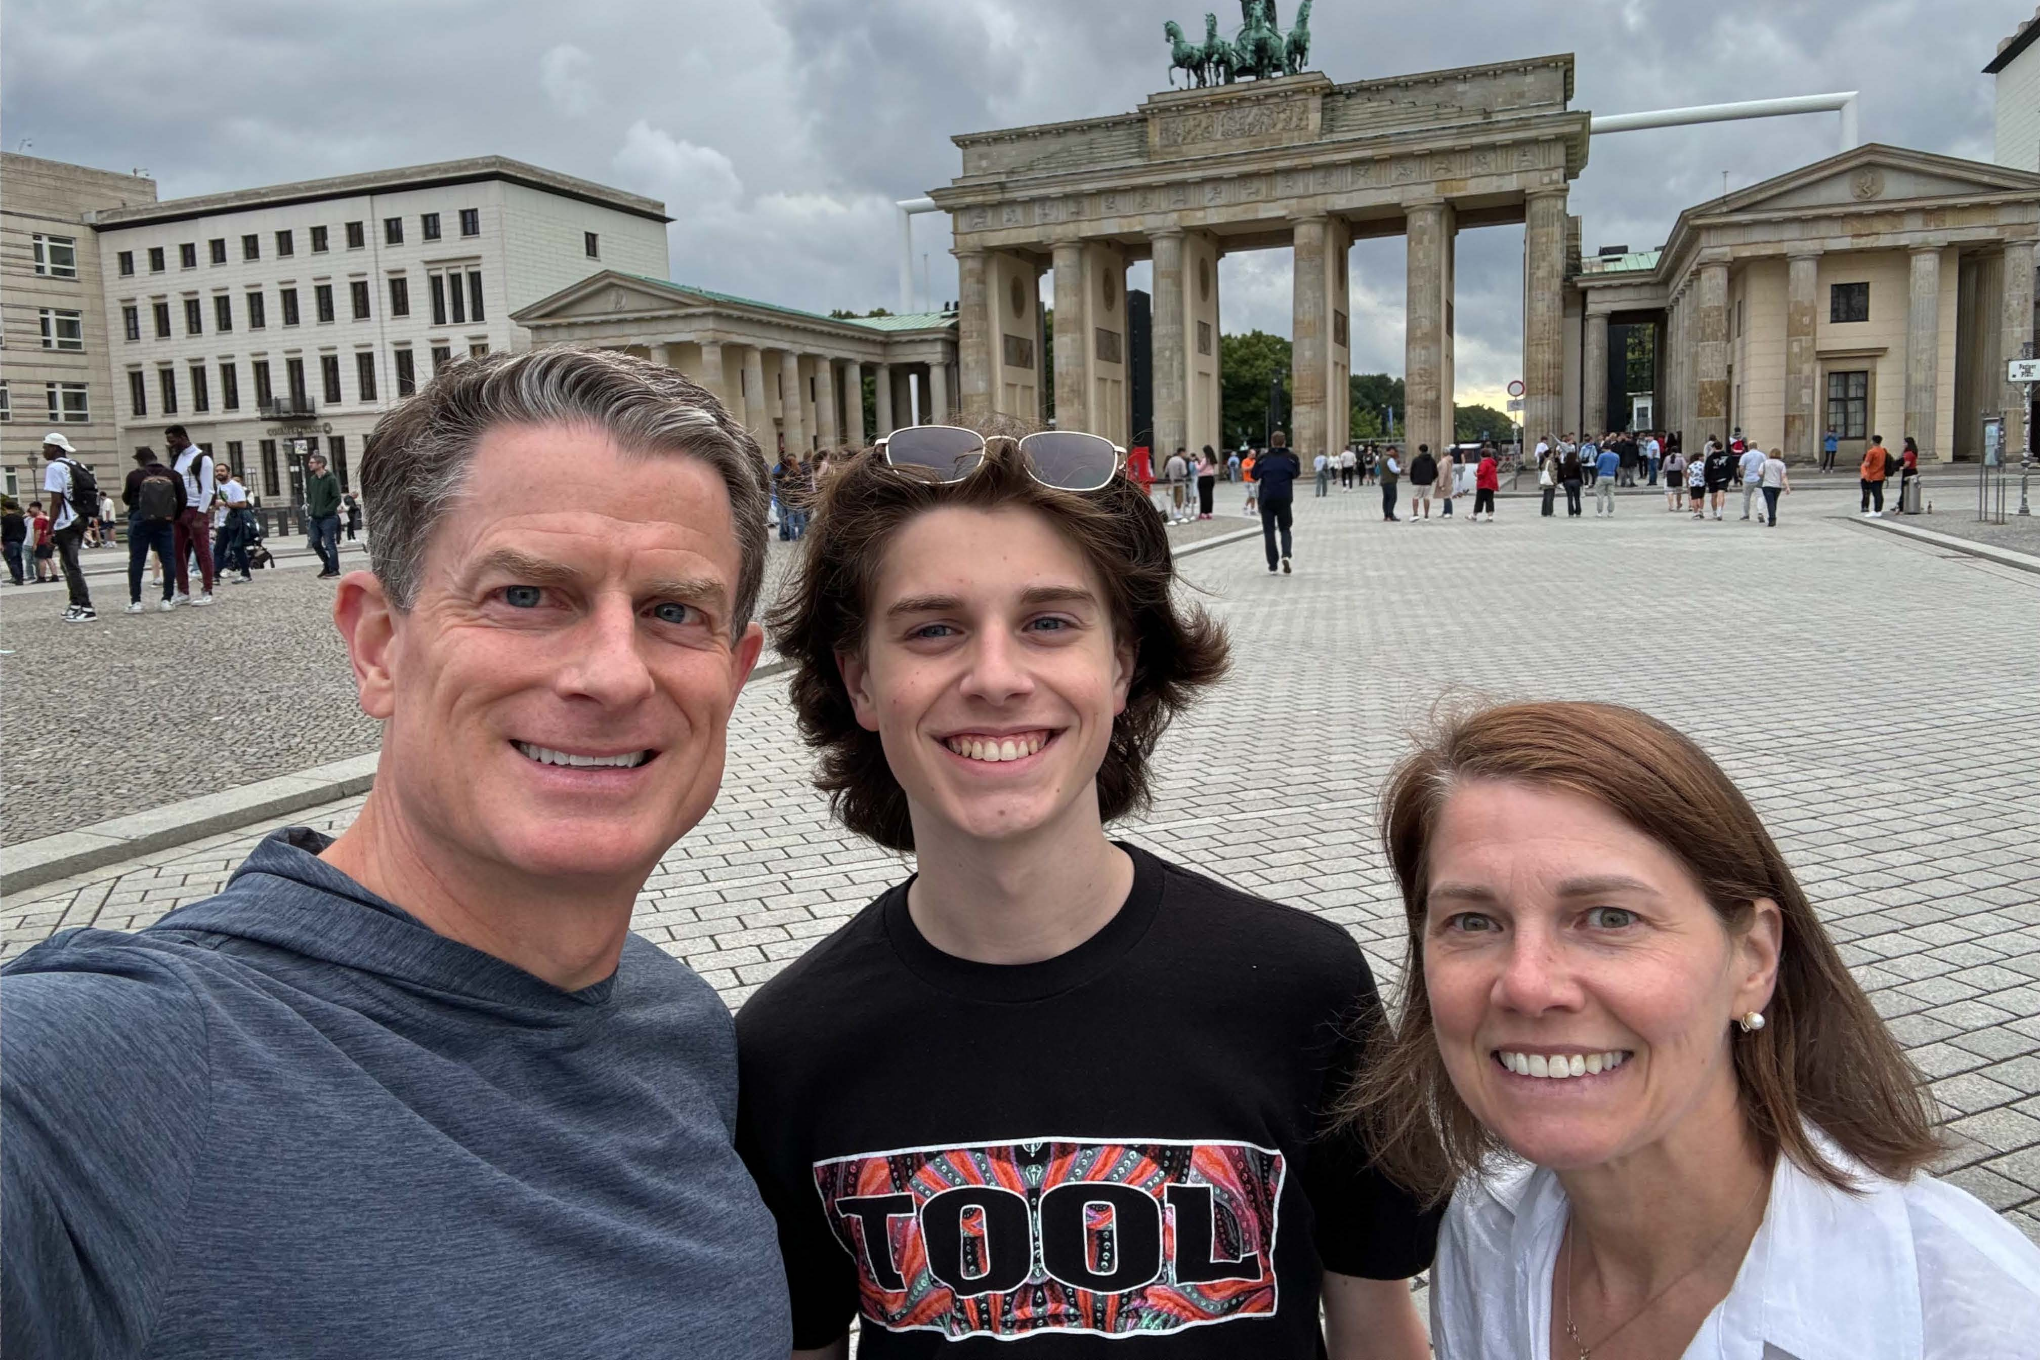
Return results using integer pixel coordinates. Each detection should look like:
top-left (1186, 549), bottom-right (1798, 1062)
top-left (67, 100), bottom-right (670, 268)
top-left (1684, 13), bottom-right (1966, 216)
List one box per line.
top-left (1281, 557), bottom-right (1291, 574)
top-left (159, 599), bottom-right (175, 612)
top-left (1740, 514), bottom-right (1750, 520)
top-left (61, 606), bottom-right (96, 623)
top-left (190, 592), bottom-right (215, 607)
top-left (172, 593), bottom-right (190, 606)
top-left (1267, 564), bottom-right (1278, 574)
top-left (125, 601), bottom-right (146, 614)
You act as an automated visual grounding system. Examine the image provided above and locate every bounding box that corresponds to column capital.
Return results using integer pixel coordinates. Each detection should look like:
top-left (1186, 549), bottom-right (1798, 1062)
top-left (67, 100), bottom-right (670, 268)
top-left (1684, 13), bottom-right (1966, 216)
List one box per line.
top-left (1290, 211), bottom-right (1331, 225)
top-left (952, 245), bottom-right (987, 259)
top-left (1524, 185), bottom-right (1570, 202)
top-left (1784, 246), bottom-right (1824, 260)
top-left (1148, 226), bottom-right (1187, 241)
top-left (1908, 242), bottom-right (1944, 257)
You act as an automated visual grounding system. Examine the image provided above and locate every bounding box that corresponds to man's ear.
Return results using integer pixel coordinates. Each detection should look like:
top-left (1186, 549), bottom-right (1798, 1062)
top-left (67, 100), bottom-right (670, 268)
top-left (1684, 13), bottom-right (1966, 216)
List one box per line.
top-left (836, 648), bottom-right (882, 733)
top-left (333, 571), bottom-right (398, 720)
top-left (729, 620), bottom-right (766, 694)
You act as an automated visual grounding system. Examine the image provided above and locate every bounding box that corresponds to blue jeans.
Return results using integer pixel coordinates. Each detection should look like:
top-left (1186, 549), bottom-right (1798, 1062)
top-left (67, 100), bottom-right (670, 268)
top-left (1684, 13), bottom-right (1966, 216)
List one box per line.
top-left (129, 516), bottom-right (176, 603)
top-left (312, 513), bottom-right (342, 573)
top-left (3, 540), bottom-right (21, 585)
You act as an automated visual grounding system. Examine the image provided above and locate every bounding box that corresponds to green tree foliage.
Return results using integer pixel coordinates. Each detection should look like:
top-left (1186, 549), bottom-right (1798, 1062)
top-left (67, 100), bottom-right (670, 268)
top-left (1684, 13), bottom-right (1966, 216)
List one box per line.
top-left (1220, 330), bottom-right (1292, 447)
top-left (1349, 372), bottom-right (1405, 440)
top-left (828, 306), bottom-right (894, 319)
top-left (1455, 404), bottom-right (1513, 443)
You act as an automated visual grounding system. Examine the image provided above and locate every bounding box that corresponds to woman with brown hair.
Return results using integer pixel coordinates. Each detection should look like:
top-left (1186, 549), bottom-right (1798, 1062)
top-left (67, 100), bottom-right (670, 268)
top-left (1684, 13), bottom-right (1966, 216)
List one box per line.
top-left (1343, 701), bottom-right (2040, 1359)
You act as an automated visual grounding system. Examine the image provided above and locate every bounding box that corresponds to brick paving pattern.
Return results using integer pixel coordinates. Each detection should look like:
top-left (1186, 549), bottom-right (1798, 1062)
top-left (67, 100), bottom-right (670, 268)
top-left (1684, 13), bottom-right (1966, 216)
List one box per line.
top-left (4, 479), bottom-right (2037, 1243)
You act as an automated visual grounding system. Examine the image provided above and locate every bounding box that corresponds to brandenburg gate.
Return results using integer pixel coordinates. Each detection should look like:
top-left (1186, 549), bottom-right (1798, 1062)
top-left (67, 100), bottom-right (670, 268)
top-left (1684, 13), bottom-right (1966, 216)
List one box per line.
top-left (931, 55), bottom-right (1590, 456)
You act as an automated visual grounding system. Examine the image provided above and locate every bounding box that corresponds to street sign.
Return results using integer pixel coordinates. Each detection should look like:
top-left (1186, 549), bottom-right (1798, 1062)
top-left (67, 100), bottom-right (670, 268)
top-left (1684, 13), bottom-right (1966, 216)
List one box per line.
top-left (1505, 398), bottom-right (1525, 413)
top-left (1507, 379), bottom-right (1526, 398)
top-left (2010, 359), bottom-right (2040, 383)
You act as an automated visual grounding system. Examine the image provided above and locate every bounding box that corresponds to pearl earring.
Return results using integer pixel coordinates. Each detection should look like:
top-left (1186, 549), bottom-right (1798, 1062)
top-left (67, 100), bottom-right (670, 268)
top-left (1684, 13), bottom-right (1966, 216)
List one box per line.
top-left (1738, 1011), bottom-right (1766, 1033)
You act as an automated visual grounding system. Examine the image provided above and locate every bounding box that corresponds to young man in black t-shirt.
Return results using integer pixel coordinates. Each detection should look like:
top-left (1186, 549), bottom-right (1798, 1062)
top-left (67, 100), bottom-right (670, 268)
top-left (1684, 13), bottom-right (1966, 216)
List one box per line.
top-left (744, 435), bottom-right (1437, 1358)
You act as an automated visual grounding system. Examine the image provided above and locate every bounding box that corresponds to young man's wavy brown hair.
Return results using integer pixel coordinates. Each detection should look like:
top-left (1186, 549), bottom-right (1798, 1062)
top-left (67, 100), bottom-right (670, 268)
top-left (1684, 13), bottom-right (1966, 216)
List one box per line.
top-left (766, 424), bottom-right (1229, 853)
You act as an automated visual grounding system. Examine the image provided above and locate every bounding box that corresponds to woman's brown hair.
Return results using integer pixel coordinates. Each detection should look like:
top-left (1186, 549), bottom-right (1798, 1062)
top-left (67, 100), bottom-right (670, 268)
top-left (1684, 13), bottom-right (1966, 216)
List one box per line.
top-left (1341, 700), bottom-right (1940, 1204)
top-left (765, 424), bottom-right (1229, 853)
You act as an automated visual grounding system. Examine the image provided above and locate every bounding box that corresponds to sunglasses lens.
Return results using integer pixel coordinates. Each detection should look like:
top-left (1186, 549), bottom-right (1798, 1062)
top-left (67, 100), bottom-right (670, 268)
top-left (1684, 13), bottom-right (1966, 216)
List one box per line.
top-left (883, 426), bottom-right (985, 481)
top-left (1020, 432), bottom-right (1118, 491)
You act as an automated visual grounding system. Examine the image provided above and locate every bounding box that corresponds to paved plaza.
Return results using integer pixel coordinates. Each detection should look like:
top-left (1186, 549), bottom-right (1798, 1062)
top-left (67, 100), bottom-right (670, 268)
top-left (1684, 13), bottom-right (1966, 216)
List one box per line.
top-left (4, 478), bottom-right (2038, 1245)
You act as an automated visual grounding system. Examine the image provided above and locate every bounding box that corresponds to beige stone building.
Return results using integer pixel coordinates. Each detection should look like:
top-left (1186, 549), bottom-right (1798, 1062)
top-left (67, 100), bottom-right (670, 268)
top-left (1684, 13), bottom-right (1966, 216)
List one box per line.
top-left (1990, 8), bottom-right (2040, 172)
top-left (0, 154), bottom-right (157, 501)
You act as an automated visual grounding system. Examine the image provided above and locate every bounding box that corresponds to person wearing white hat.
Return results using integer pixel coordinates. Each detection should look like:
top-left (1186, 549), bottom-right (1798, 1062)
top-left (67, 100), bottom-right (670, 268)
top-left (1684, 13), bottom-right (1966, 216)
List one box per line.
top-left (40, 433), bottom-right (97, 622)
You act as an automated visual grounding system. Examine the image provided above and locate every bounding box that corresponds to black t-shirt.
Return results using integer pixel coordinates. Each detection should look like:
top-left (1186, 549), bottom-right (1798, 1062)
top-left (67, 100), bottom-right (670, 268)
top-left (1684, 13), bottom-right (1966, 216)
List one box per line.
top-left (735, 845), bottom-right (1437, 1357)
top-left (1409, 454), bottom-right (1437, 486)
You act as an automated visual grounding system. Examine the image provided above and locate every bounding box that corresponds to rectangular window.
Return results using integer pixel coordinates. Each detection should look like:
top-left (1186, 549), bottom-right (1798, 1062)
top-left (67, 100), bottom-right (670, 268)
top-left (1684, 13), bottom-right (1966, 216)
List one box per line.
top-left (384, 217), bottom-right (403, 245)
top-left (47, 382), bottom-right (90, 424)
top-left (220, 361), bottom-right (240, 411)
top-left (281, 288), bottom-right (300, 326)
top-left (467, 269), bottom-right (485, 323)
top-left (253, 360), bottom-right (273, 407)
top-left (584, 231), bottom-right (599, 259)
top-left (190, 363), bottom-right (210, 413)
top-left (149, 245), bottom-right (166, 272)
top-left (286, 358), bottom-right (308, 406)
top-left (344, 279), bottom-right (367, 320)
top-left (388, 275), bottom-right (410, 317)
top-left (448, 272), bottom-right (466, 325)
top-left (395, 348), bottom-right (416, 396)
top-left (310, 225), bottom-right (329, 253)
top-left (429, 272), bottom-right (447, 326)
top-left (33, 234), bottom-right (79, 278)
top-left (260, 439), bottom-right (279, 497)
top-left (330, 435), bottom-right (350, 491)
top-left (210, 237), bottom-right (227, 265)
top-left (158, 367), bottom-right (178, 415)
top-left (129, 369), bottom-right (148, 416)
top-left (180, 242), bottom-right (197, 269)
top-left (421, 212), bottom-right (441, 241)
top-left (1830, 282), bottom-right (1869, 324)
top-left (224, 442), bottom-right (244, 480)
top-left (345, 220), bottom-right (365, 249)
top-left (469, 341), bottom-right (489, 359)
top-left (118, 249), bottom-right (135, 277)
top-left (459, 207), bottom-right (480, 237)
top-left (321, 353), bottom-right (343, 404)
top-left (39, 309), bottom-right (85, 350)
top-left (355, 350), bottom-right (378, 401)
top-left (0, 380), bottom-right (9, 422)
top-left (315, 283), bottom-right (335, 323)
top-left (247, 290), bottom-right (266, 329)
top-left (1826, 370), bottom-right (1869, 440)
top-left (215, 294), bottom-right (233, 332)
top-left (184, 297), bottom-right (203, 335)
top-left (242, 233), bottom-right (260, 261)
top-left (276, 229), bottom-right (295, 257)
top-left (432, 344), bottom-right (452, 374)
top-left (123, 304), bottom-right (141, 342)
top-left (152, 301), bottom-right (172, 339)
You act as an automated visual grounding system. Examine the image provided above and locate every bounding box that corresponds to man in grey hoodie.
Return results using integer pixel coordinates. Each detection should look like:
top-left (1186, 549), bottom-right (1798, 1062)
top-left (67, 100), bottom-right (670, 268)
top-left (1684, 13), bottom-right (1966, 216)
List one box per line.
top-left (2, 349), bottom-right (792, 1358)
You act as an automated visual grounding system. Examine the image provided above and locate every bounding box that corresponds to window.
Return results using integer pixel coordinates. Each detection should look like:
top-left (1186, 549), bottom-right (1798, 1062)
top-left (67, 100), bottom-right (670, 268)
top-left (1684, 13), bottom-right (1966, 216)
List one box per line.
top-left (224, 442), bottom-right (244, 480)
top-left (246, 290), bottom-right (266, 329)
top-left (421, 212), bottom-right (441, 241)
top-left (311, 225), bottom-right (329, 253)
top-left (321, 353), bottom-right (343, 404)
top-left (215, 294), bottom-right (233, 332)
top-left (345, 220), bottom-right (365, 249)
top-left (184, 297), bottom-right (203, 335)
top-left (1830, 282), bottom-right (1869, 324)
top-left (1826, 370), bottom-right (1869, 440)
top-left (330, 435), bottom-right (350, 490)
top-left (350, 279), bottom-right (370, 320)
top-left (47, 382), bottom-right (90, 424)
top-left (220, 361), bottom-right (240, 411)
top-left (584, 231), bottom-right (599, 259)
top-left (281, 288), bottom-right (300, 326)
top-left (128, 369), bottom-right (148, 416)
top-left (469, 342), bottom-right (489, 358)
top-left (449, 272), bottom-right (468, 324)
top-left (430, 272), bottom-right (447, 326)
top-left (467, 269), bottom-right (485, 322)
top-left (190, 363), bottom-right (210, 413)
top-left (388, 275), bottom-right (410, 317)
top-left (276, 229), bottom-right (295, 257)
top-left (180, 242), bottom-right (197, 269)
top-left (384, 217), bottom-right (403, 245)
top-left (118, 249), bottom-right (135, 277)
top-left (159, 367), bottom-right (179, 414)
top-left (459, 207), bottom-right (480, 237)
top-left (210, 238), bottom-right (227, 265)
top-left (242, 233), bottom-right (260, 261)
top-left (432, 344), bottom-right (453, 374)
top-left (252, 360), bottom-right (273, 407)
top-left (394, 347), bottom-right (416, 396)
top-left (39, 309), bottom-right (84, 350)
top-left (152, 301), bottom-right (172, 339)
top-left (286, 357), bottom-right (308, 405)
top-left (0, 380), bottom-right (9, 422)
top-left (260, 439), bottom-right (280, 497)
top-left (149, 245), bottom-right (166, 272)
top-left (355, 350), bottom-right (378, 401)
top-left (123, 304), bottom-right (141, 342)
top-left (32, 234), bottom-right (79, 278)
top-left (315, 284), bottom-right (335, 323)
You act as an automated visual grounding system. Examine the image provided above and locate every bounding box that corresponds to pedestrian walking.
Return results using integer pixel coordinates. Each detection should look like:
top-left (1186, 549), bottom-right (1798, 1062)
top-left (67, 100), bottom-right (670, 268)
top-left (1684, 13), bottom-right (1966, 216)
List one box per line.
top-left (30, 502), bottom-right (55, 582)
top-left (1437, 447), bottom-right (1457, 518)
top-left (1313, 449), bottom-right (1331, 498)
top-left (1643, 430), bottom-right (1662, 485)
top-left (1821, 427), bottom-right (1839, 473)
top-left (1537, 439), bottom-right (1557, 517)
top-left (1166, 446), bottom-right (1191, 521)
top-left (1241, 449), bottom-right (1260, 516)
top-left (340, 493), bottom-right (361, 540)
top-left (1859, 435), bottom-right (1889, 516)
top-left (1559, 443), bottom-right (1584, 517)
top-left (1254, 432), bottom-right (1301, 573)
top-left (122, 447), bottom-right (184, 612)
top-left (1578, 433), bottom-right (1598, 489)
top-left (1761, 446), bottom-right (1791, 526)
top-left (2, 496), bottom-right (26, 586)
top-left (1738, 442), bottom-right (1769, 522)
top-left (1226, 447), bottom-right (1241, 481)
top-left (1408, 445), bottom-right (1437, 520)
top-left (1380, 446), bottom-right (1402, 520)
top-left (1196, 444), bottom-right (1218, 518)
top-left (165, 426), bottom-right (218, 604)
top-left (1594, 441), bottom-right (1619, 516)
top-left (1473, 446), bottom-right (1499, 522)
top-left (304, 449), bottom-right (344, 575)
top-left (216, 465), bottom-right (255, 581)
top-left (95, 489), bottom-right (118, 547)
top-left (1704, 438), bottom-right (1736, 520)
top-left (1339, 445), bottom-right (1356, 489)
top-left (1663, 447), bottom-right (1688, 512)
top-left (1687, 445), bottom-right (1709, 517)
top-left (1361, 445), bottom-right (1377, 485)
top-left (1128, 444), bottom-right (1157, 515)
top-left (1895, 437), bottom-right (1920, 514)
top-left (39, 432), bottom-right (98, 621)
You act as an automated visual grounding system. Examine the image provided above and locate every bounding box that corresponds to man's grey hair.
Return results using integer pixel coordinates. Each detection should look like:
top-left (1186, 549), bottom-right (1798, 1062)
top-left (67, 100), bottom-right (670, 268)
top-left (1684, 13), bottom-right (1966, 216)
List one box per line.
top-left (360, 347), bottom-right (770, 632)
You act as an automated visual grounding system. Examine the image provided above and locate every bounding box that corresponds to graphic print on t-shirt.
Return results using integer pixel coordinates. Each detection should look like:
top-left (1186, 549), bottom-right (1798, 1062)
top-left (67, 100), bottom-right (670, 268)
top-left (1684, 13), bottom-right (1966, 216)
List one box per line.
top-left (814, 1135), bottom-right (1283, 1341)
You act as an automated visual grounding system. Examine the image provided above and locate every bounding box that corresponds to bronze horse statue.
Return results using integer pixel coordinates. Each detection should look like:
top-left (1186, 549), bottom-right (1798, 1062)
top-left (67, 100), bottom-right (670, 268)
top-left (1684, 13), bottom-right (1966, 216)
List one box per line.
top-left (1165, 19), bottom-right (1208, 86)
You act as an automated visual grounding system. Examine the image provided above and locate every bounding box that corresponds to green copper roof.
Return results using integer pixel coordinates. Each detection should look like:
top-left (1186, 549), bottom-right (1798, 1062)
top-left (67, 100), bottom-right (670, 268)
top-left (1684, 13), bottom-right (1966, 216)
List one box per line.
top-left (1580, 248), bottom-right (1662, 275)
top-left (624, 274), bottom-right (954, 330)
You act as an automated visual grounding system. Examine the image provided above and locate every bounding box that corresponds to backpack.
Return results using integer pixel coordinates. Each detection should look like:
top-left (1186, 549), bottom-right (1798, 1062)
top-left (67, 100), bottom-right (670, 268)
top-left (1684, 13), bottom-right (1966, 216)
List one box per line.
top-left (137, 466), bottom-right (181, 523)
top-left (56, 458), bottom-right (99, 519)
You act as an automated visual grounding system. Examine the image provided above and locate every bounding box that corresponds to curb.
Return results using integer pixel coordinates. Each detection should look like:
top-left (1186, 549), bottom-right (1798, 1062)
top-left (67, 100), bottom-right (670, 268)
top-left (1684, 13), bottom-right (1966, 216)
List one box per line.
top-left (1844, 516), bottom-right (2040, 577)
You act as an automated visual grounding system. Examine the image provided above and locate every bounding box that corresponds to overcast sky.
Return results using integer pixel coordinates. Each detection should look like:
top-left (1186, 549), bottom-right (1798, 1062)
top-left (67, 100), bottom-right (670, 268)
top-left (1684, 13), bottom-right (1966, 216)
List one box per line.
top-left (5, 0), bottom-right (2014, 406)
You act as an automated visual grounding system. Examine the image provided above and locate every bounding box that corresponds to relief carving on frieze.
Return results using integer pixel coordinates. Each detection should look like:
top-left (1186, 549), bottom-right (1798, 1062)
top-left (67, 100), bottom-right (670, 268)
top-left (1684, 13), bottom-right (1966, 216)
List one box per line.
top-left (1155, 97), bottom-right (1314, 151)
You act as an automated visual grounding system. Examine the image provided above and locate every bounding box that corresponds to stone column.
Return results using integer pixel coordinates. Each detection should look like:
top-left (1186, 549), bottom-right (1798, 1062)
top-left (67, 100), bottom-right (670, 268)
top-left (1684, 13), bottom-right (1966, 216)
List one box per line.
top-left (1784, 252), bottom-right (1820, 463)
top-left (651, 342), bottom-right (675, 368)
top-left (1404, 202), bottom-right (1448, 456)
top-left (1906, 246), bottom-right (1941, 459)
top-left (1151, 229), bottom-right (1188, 460)
top-left (843, 361), bottom-right (865, 444)
top-left (1582, 311), bottom-right (1609, 435)
top-left (1523, 188), bottom-right (1568, 444)
top-left (741, 346), bottom-right (768, 436)
top-left (699, 340), bottom-right (727, 412)
top-left (874, 362), bottom-right (894, 436)
top-left (1290, 216), bottom-right (1329, 458)
top-left (1052, 241), bottom-right (1088, 432)
top-left (814, 356), bottom-right (839, 448)
top-left (2001, 239), bottom-right (2036, 459)
top-left (780, 350), bottom-right (806, 453)
top-left (956, 249), bottom-right (992, 421)
top-left (1695, 260), bottom-right (1730, 440)
top-left (928, 360), bottom-right (950, 424)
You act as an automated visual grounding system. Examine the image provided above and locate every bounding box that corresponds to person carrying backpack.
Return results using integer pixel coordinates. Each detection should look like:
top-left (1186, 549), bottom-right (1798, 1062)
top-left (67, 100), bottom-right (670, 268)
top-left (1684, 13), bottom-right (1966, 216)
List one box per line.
top-left (122, 446), bottom-right (186, 613)
top-left (39, 433), bottom-right (98, 621)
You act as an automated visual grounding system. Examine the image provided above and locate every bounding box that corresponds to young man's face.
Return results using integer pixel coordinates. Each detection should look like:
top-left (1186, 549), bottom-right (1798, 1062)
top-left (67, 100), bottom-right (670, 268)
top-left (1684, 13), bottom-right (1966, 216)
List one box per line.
top-left (841, 505), bottom-right (1133, 850)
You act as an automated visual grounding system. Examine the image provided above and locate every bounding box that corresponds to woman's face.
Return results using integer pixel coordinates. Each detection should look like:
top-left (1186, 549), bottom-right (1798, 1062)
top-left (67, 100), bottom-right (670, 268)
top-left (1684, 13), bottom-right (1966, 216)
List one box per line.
top-left (1421, 780), bottom-right (1780, 1172)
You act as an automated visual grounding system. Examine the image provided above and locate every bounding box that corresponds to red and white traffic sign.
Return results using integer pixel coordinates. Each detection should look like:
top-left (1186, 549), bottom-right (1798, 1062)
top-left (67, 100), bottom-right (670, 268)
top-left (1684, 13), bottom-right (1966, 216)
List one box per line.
top-left (1507, 379), bottom-right (1526, 398)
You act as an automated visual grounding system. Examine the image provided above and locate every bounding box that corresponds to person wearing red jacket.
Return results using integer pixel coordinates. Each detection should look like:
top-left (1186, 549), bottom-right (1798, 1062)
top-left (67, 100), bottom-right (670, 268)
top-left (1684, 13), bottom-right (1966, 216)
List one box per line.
top-left (1472, 444), bottom-right (1500, 522)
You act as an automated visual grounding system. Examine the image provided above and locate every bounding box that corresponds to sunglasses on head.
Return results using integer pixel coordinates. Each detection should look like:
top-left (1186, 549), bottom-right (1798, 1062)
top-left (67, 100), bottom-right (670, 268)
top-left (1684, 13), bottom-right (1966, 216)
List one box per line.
top-left (873, 426), bottom-right (1125, 493)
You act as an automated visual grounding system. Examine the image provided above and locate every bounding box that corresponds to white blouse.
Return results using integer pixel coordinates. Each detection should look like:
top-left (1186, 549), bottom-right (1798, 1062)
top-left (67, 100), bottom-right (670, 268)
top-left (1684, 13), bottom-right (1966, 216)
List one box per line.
top-left (1430, 1134), bottom-right (2040, 1359)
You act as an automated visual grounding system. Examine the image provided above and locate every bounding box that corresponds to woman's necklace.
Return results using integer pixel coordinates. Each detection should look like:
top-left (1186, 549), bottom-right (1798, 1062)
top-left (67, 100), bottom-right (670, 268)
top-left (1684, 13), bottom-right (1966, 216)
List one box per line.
top-left (1561, 1173), bottom-right (1769, 1360)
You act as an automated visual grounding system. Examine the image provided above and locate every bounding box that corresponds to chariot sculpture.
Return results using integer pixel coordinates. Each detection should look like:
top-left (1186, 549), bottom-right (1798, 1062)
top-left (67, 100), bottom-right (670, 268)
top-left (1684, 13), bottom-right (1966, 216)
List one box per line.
top-left (1167, 0), bottom-right (1311, 88)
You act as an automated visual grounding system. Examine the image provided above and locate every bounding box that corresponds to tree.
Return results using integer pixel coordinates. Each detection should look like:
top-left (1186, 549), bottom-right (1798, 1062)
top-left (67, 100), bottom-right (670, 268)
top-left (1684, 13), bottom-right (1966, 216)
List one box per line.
top-left (1220, 331), bottom-right (1291, 447)
top-left (1455, 404), bottom-right (1513, 443)
top-left (1350, 372), bottom-right (1405, 440)
top-left (829, 306), bottom-right (893, 319)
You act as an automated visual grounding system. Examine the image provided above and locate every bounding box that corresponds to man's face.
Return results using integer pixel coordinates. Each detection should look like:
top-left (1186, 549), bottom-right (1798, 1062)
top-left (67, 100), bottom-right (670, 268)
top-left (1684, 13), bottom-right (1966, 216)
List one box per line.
top-left (167, 431), bottom-right (189, 454)
top-left (308, 457), bottom-right (326, 476)
top-left (359, 422), bottom-right (762, 885)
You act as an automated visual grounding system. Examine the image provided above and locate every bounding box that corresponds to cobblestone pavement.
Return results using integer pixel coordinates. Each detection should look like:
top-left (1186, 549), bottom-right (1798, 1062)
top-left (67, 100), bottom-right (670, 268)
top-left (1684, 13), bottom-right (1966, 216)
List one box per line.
top-left (5, 480), bottom-right (2038, 1243)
